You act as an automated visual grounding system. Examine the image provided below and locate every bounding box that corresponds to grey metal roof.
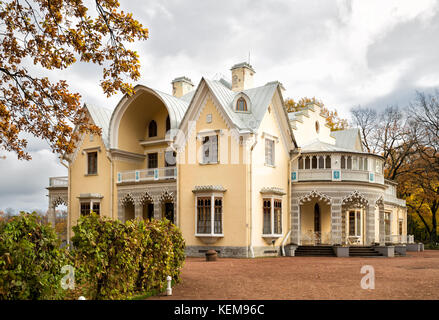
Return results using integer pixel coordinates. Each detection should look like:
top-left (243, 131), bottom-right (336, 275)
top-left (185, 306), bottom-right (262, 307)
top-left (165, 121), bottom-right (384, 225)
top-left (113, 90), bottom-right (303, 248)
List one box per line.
top-left (86, 104), bottom-right (112, 148)
top-left (330, 128), bottom-right (362, 151)
top-left (204, 78), bottom-right (279, 132)
top-left (192, 185), bottom-right (227, 193)
top-left (152, 89), bottom-right (190, 129)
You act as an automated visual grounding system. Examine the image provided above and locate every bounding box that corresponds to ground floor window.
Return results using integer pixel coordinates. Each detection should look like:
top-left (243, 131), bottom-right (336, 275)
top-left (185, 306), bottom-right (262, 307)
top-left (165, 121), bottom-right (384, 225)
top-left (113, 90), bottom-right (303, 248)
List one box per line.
top-left (196, 195), bottom-right (223, 235)
top-left (348, 210), bottom-right (361, 236)
top-left (385, 212), bottom-right (391, 235)
top-left (80, 200), bottom-right (100, 216)
top-left (263, 198), bottom-right (282, 235)
top-left (399, 219), bottom-right (403, 235)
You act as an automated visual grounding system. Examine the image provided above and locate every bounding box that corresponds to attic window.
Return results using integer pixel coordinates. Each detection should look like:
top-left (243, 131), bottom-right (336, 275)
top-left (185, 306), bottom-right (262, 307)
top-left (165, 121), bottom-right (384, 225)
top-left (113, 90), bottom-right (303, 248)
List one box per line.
top-left (236, 97), bottom-right (247, 112)
top-left (315, 121), bottom-right (320, 133)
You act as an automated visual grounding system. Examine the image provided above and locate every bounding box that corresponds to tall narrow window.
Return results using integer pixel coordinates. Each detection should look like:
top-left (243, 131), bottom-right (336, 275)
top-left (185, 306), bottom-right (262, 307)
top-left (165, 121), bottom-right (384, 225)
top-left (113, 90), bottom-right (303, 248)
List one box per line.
top-left (325, 155), bottom-right (331, 169)
top-left (298, 156), bottom-right (304, 169)
top-left (274, 200), bottom-right (282, 234)
top-left (359, 157), bottom-right (363, 171)
top-left (349, 211), bottom-right (356, 236)
top-left (236, 97), bottom-right (247, 111)
top-left (92, 203), bottom-right (100, 215)
top-left (385, 212), bottom-right (391, 235)
top-left (398, 220), bottom-right (403, 235)
top-left (202, 135), bottom-right (218, 164)
top-left (312, 156), bottom-right (317, 169)
top-left (265, 139), bottom-right (275, 166)
top-left (197, 197), bottom-right (211, 234)
top-left (305, 156), bottom-right (310, 169)
top-left (363, 158), bottom-right (368, 171)
top-left (214, 198), bottom-right (222, 234)
top-left (347, 156), bottom-right (352, 169)
top-left (318, 156), bottom-right (324, 169)
top-left (341, 155), bottom-right (346, 169)
top-left (148, 120), bottom-right (157, 137)
top-left (87, 152), bottom-right (98, 175)
top-left (263, 199), bottom-right (271, 234)
top-left (148, 153), bottom-right (158, 175)
top-left (166, 116), bottom-right (171, 133)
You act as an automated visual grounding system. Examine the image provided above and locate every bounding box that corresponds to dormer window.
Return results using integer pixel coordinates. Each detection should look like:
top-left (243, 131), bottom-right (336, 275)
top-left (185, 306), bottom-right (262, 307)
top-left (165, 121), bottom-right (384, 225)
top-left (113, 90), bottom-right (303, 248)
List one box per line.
top-left (236, 97), bottom-right (247, 112)
top-left (148, 120), bottom-right (157, 137)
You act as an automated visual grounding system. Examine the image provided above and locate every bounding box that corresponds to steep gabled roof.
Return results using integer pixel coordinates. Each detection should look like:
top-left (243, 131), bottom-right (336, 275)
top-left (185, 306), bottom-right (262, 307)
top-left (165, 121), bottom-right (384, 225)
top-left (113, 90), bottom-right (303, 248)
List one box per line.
top-left (85, 104), bottom-right (113, 148)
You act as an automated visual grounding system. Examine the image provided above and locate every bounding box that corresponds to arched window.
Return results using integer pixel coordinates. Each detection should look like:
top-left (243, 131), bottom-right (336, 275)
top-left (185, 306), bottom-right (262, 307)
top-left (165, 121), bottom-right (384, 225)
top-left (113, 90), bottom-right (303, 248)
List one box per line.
top-left (166, 116), bottom-right (170, 133)
top-left (305, 156), bottom-right (310, 169)
top-left (236, 97), bottom-right (247, 111)
top-left (325, 155), bottom-right (331, 169)
top-left (318, 156), bottom-right (324, 169)
top-left (347, 156), bottom-right (352, 169)
top-left (298, 156), bottom-right (303, 169)
top-left (148, 120), bottom-right (157, 137)
top-left (341, 155), bottom-right (346, 169)
top-left (312, 156), bottom-right (317, 169)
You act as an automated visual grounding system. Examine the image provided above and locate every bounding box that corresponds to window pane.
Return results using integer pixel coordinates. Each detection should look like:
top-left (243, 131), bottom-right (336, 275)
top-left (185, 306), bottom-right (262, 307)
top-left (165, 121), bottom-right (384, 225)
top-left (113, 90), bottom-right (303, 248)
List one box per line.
top-left (298, 156), bottom-right (303, 169)
top-left (347, 156), bottom-right (352, 169)
top-left (87, 152), bottom-right (97, 175)
top-left (312, 156), bottom-right (317, 169)
top-left (149, 120), bottom-right (157, 137)
top-left (263, 199), bottom-right (271, 234)
top-left (214, 198), bottom-right (222, 234)
top-left (325, 156), bottom-right (331, 169)
top-left (318, 156), bottom-right (324, 169)
top-left (356, 211), bottom-right (361, 236)
top-left (148, 153), bottom-right (158, 170)
top-left (349, 212), bottom-right (355, 236)
top-left (341, 156), bottom-right (345, 169)
top-left (197, 197), bottom-right (211, 234)
top-left (305, 156), bottom-right (310, 169)
top-left (274, 200), bottom-right (282, 234)
top-left (93, 203), bottom-right (100, 215)
top-left (265, 139), bottom-right (274, 166)
top-left (80, 202), bottom-right (90, 216)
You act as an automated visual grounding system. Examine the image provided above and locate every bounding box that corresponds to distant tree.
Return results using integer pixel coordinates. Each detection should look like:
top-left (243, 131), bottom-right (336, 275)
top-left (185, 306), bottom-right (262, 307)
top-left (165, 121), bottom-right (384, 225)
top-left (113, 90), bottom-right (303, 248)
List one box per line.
top-left (284, 97), bottom-right (349, 131)
top-left (0, 0), bottom-right (149, 160)
top-left (350, 105), bottom-right (417, 180)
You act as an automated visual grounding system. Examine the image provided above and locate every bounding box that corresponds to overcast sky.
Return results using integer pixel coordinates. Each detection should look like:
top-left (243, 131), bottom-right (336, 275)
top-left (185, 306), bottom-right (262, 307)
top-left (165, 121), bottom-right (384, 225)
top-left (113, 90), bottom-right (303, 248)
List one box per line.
top-left (1, 0), bottom-right (439, 213)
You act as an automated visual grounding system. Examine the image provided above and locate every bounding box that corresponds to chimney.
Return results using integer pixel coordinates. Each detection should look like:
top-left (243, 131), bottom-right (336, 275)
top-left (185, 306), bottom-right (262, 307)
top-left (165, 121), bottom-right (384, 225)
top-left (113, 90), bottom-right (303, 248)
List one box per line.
top-left (171, 76), bottom-right (194, 98)
top-left (230, 62), bottom-right (255, 92)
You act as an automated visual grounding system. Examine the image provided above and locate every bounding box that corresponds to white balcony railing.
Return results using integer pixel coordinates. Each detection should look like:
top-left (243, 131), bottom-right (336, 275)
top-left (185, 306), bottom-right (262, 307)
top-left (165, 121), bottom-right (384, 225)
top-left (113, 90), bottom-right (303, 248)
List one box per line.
top-left (117, 167), bottom-right (177, 184)
top-left (295, 169), bottom-right (384, 184)
top-left (49, 176), bottom-right (68, 188)
top-left (384, 234), bottom-right (414, 244)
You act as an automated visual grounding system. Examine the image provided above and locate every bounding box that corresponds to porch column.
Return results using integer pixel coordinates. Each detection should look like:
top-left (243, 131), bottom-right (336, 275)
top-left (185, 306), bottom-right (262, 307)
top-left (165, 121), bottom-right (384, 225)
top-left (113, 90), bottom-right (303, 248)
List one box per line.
top-left (153, 199), bottom-right (162, 220)
top-left (378, 203), bottom-right (385, 245)
top-left (365, 204), bottom-right (376, 245)
top-left (48, 204), bottom-right (56, 227)
top-left (118, 201), bottom-right (124, 222)
top-left (291, 200), bottom-right (300, 245)
top-left (330, 198), bottom-right (342, 245)
top-left (134, 201), bottom-right (143, 220)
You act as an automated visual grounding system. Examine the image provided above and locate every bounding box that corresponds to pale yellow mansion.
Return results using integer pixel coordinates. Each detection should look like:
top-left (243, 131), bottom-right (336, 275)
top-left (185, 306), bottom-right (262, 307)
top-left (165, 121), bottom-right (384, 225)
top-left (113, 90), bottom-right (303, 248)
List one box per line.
top-left (47, 62), bottom-right (410, 257)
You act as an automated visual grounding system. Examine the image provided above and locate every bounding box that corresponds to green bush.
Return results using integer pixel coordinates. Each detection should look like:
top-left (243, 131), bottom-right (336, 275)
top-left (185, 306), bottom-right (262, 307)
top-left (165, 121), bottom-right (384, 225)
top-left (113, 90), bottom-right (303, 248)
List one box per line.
top-left (0, 212), bottom-right (68, 300)
top-left (72, 214), bottom-right (185, 299)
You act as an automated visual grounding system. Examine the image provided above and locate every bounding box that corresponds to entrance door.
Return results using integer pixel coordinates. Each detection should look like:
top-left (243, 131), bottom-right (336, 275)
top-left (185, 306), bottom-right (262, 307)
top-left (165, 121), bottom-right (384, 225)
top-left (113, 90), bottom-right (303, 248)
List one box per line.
top-left (164, 202), bottom-right (174, 223)
top-left (314, 203), bottom-right (321, 244)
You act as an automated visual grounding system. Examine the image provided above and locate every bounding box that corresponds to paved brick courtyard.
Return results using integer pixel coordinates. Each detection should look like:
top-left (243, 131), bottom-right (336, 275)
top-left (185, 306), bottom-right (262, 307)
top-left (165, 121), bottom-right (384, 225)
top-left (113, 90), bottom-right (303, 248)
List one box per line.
top-left (151, 250), bottom-right (439, 300)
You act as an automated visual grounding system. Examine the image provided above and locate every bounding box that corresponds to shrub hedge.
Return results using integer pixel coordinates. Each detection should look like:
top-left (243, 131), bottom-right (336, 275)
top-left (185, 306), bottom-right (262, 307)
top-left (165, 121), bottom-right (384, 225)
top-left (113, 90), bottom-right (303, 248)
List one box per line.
top-left (0, 212), bottom-right (186, 300)
top-left (71, 213), bottom-right (185, 299)
top-left (0, 212), bottom-right (68, 300)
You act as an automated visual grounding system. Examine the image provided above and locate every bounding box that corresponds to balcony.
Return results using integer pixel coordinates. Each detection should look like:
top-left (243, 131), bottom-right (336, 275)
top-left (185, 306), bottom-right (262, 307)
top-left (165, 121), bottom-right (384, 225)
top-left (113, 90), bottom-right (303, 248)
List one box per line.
top-left (294, 169), bottom-right (384, 184)
top-left (117, 167), bottom-right (177, 184)
top-left (48, 176), bottom-right (68, 188)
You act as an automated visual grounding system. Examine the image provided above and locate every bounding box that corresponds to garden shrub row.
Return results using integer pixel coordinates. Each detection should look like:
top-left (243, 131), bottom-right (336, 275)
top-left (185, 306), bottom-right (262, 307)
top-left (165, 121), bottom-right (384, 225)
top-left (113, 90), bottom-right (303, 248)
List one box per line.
top-left (0, 212), bottom-right (185, 300)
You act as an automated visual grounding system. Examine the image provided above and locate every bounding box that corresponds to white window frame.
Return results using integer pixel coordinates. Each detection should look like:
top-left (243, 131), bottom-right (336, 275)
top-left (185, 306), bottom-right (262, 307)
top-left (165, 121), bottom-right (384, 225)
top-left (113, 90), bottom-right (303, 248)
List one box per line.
top-left (262, 196), bottom-right (283, 237)
top-left (197, 130), bottom-right (222, 165)
top-left (265, 138), bottom-right (275, 167)
top-left (80, 199), bottom-right (101, 216)
top-left (348, 209), bottom-right (362, 237)
top-left (194, 193), bottom-right (224, 237)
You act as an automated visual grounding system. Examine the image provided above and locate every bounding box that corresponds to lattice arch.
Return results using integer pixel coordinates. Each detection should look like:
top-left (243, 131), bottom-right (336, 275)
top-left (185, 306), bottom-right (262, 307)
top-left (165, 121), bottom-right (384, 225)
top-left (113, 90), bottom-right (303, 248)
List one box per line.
top-left (120, 193), bottom-right (135, 206)
top-left (51, 196), bottom-right (67, 207)
top-left (159, 190), bottom-right (174, 203)
top-left (342, 190), bottom-right (369, 208)
top-left (139, 191), bottom-right (154, 205)
top-left (299, 190), bottom-right (331, 205)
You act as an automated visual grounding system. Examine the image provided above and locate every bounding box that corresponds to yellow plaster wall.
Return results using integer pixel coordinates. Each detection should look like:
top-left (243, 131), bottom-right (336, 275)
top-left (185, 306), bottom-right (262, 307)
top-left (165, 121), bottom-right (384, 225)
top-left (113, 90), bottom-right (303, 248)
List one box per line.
top-left (178, 95), bottom-right (249, 247)
top-left (250, 103), bottom-right (291, 248)
top-left (68, 132), bottom-right (112, 230)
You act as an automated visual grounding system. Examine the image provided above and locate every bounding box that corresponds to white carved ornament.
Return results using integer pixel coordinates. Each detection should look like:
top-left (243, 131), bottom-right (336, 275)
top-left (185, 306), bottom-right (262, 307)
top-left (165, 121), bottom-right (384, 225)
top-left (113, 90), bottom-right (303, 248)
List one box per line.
top-left (299, 190), bottom-right (331, 205)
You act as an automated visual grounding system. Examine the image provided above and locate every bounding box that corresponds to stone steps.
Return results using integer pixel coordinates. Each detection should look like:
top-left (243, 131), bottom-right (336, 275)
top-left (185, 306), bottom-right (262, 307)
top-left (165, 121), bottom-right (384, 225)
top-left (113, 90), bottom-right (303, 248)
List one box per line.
top-left (295, 246), bottom-right (335, 257)
top-left (349, 246), bottom-right (382, 257)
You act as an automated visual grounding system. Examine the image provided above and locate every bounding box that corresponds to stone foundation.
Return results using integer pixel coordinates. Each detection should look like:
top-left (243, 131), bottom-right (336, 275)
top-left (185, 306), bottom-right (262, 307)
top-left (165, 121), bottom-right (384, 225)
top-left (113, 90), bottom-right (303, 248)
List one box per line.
top-left (185, 245), bottom-right (281, 258)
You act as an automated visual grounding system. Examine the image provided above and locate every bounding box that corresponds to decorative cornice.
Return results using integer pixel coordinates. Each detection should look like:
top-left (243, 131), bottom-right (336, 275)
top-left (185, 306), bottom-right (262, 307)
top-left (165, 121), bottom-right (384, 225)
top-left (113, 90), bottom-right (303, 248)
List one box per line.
top-left (110, 148), bottom-right (146, 162)
top-left (260, 187), bottom-right (286, 196)
top-left (192, 185), bottom-right (227, 193)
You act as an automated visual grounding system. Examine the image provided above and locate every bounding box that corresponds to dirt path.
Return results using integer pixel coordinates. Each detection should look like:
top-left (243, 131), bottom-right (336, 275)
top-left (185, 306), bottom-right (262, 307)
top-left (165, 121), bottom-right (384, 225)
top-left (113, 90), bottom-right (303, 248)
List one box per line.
top-left (150, 251), bottom-right (439, 300)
